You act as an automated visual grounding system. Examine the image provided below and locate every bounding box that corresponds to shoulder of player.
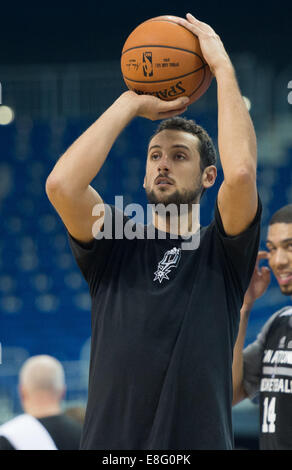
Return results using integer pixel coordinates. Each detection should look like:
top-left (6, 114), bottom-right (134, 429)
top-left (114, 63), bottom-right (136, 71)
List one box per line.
top-left (268, 305), bottom-right (292, 321)
top-left (272, 306), bottom-right (292, 323)
top-left (263, 306), bottom-right (292, 335)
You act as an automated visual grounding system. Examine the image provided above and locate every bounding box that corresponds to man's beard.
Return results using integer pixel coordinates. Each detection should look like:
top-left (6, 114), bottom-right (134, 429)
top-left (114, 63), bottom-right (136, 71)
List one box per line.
top-left (145, 183), bottom-right (202, 234)
top-left (145, 184), bottom-right (202, 209)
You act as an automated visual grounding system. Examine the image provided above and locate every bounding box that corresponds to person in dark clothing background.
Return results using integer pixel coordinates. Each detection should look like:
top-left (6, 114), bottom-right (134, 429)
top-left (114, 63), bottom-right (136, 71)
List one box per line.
top-left (233, 204), bottom-right (292, 449)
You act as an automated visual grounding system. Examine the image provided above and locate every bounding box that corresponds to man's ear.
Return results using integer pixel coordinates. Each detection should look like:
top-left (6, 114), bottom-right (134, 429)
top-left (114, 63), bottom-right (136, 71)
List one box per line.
top-left (202, 165), bottom-right (217, 189)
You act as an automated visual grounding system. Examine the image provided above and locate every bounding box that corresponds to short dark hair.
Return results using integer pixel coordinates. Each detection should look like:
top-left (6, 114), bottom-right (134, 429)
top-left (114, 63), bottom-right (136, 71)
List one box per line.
top-left (269, 204), bottom-right (292, 225)
top-left (149, 116), bottom-right (217, 172)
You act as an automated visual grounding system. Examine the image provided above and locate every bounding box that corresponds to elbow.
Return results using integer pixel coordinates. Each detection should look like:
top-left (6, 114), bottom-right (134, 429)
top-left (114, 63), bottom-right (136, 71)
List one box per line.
top-left (45, 173), bottom-right (60, 198)
top-left (226, 164), bottom-right (256, 188)
top-left (45, 173), bottom-right (67, 203)
top-left (232, 393), bottom-right (242, 407)
top-left (46, 171), bottom-right (84, 206)
top-left (232, 383), bottom-right (248, 406)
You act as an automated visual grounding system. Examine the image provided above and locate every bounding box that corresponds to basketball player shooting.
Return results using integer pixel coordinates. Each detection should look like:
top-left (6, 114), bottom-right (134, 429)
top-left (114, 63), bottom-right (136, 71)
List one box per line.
top-left (46, 14), bottom-right (261, 450)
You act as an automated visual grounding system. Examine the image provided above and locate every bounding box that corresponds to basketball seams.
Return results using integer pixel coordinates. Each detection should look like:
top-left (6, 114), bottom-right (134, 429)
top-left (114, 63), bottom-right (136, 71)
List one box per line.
top-left (123, 64), bottom-right (207, 85)
top-left (122, 45), bottom-right (205, 61)
top-left (124, 66), bottom-right (209, 101)
top-left (189, 65), bottom-right (206, 99)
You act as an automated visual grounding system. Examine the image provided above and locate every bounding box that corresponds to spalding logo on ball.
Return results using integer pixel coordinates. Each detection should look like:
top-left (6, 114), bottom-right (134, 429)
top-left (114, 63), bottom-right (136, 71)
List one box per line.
top-left (121, 15), bottom-right (213, 104)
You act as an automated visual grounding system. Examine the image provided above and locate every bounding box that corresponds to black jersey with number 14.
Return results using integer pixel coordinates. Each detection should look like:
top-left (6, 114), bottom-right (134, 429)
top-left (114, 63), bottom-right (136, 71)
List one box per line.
top-left (244, 306), bottom-right (292, 449)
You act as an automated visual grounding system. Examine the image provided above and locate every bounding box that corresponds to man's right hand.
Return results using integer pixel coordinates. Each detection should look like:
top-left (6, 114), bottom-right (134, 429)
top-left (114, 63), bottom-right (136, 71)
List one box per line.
top-left (123, 90), bottom-right (190, 121)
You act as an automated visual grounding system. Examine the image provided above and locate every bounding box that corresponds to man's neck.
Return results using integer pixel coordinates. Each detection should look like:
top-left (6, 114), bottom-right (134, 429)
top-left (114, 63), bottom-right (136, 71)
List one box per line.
top-left (24, 403), bottom-right (62, 419)
top-left (152, 205), bottom-right (200, 236)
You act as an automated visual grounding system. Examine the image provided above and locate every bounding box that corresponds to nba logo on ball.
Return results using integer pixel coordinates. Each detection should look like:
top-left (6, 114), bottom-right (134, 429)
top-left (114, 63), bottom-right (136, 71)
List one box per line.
top-left (143, 52), bottom-right (153, 77)
top-left (121, 15), bottom-right (213, 104)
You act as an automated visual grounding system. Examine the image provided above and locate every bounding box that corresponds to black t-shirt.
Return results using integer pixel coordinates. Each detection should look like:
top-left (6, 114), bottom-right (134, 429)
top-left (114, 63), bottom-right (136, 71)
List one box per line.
top-left (243, 306), bottom-right (292, 450)
top-left (68, 198), bottom-right (261, 450)
top-left (0, 414), bottom-right (82, 450)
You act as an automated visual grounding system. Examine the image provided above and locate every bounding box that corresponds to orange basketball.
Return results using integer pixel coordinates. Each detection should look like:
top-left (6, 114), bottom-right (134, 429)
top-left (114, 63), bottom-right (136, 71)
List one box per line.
top-left (121, 15), bottom-right (213, 104)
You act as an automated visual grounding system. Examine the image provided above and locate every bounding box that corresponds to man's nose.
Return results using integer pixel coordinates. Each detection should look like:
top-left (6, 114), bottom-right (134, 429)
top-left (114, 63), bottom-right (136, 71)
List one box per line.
top-left (273, 248), bottom-right (289, 268)
top-left (158, 153), bottom-right (170, 171)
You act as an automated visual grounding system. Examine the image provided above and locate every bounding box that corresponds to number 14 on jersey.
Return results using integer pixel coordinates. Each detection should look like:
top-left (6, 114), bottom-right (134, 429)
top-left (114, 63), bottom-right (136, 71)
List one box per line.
top-left (262, 397), bottom-right (276, 433)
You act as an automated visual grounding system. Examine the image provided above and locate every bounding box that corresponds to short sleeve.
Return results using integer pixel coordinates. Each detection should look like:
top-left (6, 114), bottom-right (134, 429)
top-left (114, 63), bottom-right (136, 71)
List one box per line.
top-left (67, 203), bottom-right (129, 291)
top-left (214, 194), bottom-right (262, 297)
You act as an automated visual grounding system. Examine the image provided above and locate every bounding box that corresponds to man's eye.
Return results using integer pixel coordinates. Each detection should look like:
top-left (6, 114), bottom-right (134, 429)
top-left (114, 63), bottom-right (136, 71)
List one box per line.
top-left (175, 154), bottom-right (185, 160)
top-left (151, 154), bottom-right (160, 160)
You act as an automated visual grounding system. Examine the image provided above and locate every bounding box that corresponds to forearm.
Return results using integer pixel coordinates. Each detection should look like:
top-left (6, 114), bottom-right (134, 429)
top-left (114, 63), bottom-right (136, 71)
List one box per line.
top-left (216, 64), bottom-right (257, 183)
top-left (47, 92), bottom-right (139, 194)
top-left (232, 303), bottom-right (252, 405)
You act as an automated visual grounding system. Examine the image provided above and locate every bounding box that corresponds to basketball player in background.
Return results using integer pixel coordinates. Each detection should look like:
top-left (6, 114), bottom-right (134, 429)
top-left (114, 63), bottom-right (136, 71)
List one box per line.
top-left (45, 13), bottom-right (261, 449)
top-left (233, 204), bottom-right (292, 450)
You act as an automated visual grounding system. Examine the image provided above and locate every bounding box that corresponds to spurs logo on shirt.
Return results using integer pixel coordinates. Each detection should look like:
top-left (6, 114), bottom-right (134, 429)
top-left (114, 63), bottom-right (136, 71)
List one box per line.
top-left (153, 247), bottom-right (181, 283)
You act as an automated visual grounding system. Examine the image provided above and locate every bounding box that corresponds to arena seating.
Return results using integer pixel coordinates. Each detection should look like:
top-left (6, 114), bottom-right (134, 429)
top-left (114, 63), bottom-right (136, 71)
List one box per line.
top-left (0, 114), bottom-right (291, 431)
